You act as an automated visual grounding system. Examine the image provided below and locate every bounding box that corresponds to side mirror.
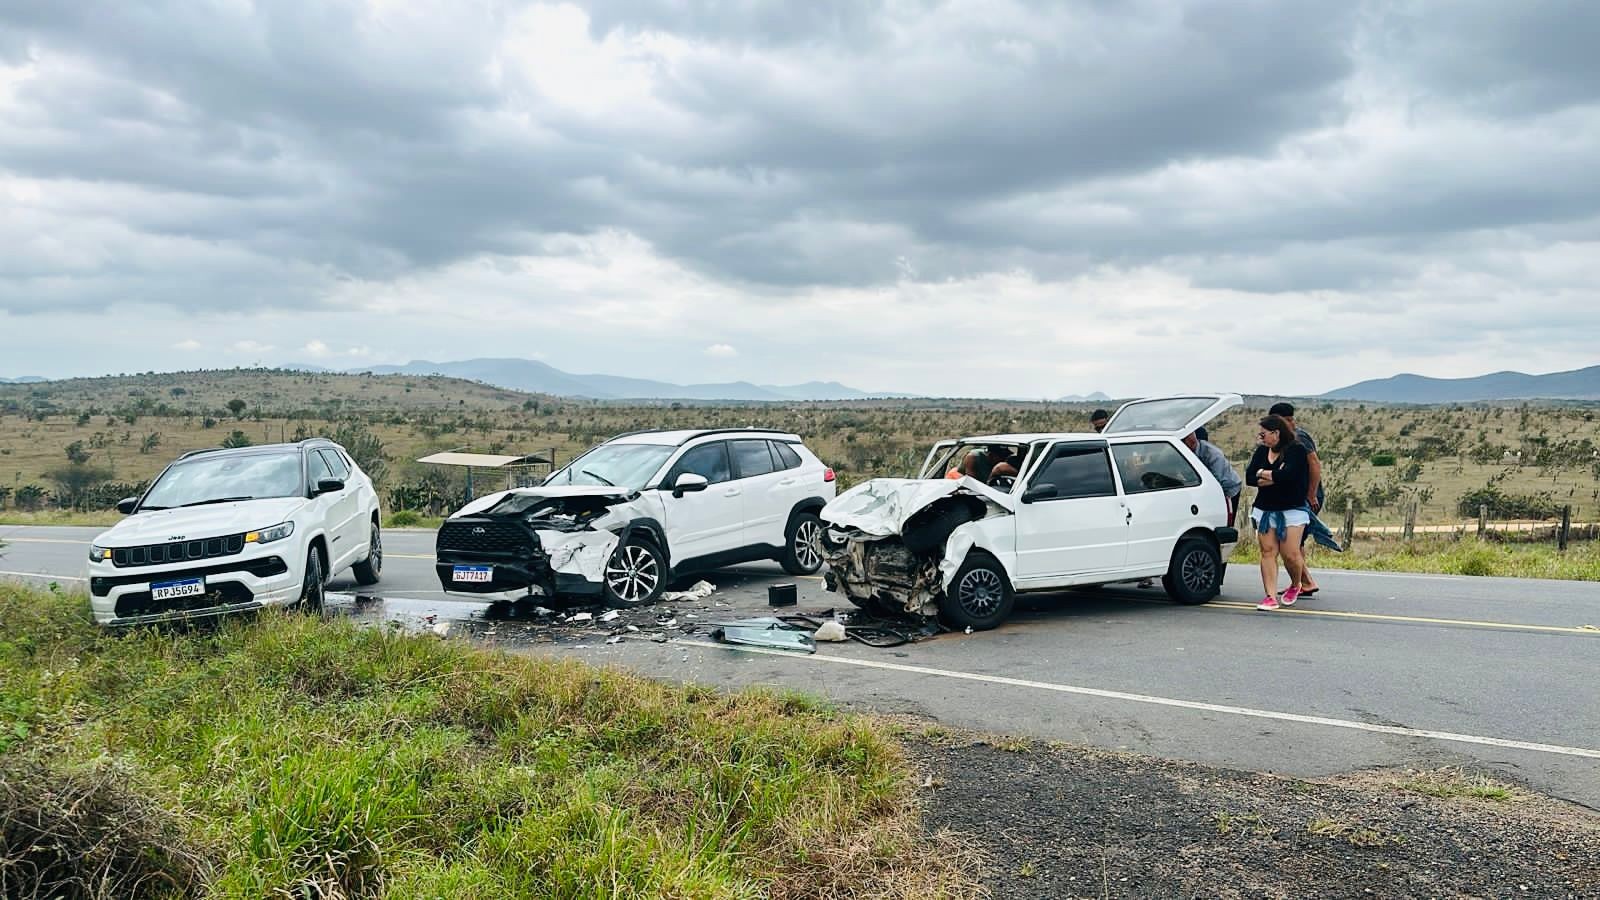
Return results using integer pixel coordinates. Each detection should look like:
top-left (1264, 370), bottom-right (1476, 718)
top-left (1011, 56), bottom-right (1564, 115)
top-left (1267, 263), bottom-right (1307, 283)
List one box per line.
top-left (1021, 483), bottom-right (1057, 504)
top-left (672, 473), bottom-right (709, 497)
top-left (116, 497), bottom-right (139, 515)
top-left (316, 478), bottom-right (345, 495)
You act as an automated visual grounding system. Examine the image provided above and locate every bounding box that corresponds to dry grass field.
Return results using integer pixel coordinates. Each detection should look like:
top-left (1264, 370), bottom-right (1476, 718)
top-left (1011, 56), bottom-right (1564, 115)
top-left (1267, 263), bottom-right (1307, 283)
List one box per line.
top-left (3, 369), bottom-right (1598, 530)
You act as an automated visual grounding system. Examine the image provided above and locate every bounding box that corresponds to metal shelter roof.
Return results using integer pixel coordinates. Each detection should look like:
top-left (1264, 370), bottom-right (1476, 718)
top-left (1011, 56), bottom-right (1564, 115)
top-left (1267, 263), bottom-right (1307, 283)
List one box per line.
top-left (416, 451), bottom-right (551, 468)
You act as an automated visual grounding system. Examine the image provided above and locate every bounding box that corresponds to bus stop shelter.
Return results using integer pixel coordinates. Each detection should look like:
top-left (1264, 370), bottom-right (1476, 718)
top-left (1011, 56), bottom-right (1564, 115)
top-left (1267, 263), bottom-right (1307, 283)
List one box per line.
top-left (415, 450), bottom-right (555, 502)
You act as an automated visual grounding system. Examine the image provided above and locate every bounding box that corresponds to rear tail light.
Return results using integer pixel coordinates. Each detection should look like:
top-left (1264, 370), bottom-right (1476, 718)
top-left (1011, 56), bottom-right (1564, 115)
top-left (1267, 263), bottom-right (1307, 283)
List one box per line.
top-left (823, 468), bottom-right (836, 482)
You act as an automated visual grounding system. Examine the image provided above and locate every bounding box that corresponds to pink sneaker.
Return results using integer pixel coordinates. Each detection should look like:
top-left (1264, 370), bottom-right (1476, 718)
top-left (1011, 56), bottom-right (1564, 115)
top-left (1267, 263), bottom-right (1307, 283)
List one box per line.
top-left (1281, 587), bottom-right (1301, 607)
top-left (1256, 595), bottom-right (1280, 611)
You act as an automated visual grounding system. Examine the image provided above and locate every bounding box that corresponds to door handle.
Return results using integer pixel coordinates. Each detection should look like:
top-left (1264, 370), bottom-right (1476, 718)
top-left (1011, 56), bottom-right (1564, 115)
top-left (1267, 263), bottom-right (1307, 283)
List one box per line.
top-left (724, 489), bottom-right (742, 497)
top-left (1125, 509), bottom-right (1133, 521)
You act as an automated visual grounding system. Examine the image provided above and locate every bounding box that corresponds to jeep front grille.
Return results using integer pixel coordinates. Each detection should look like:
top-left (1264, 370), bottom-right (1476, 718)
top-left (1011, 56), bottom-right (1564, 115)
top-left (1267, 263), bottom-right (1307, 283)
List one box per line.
top-left (113, 534), bottom-right (246, 568)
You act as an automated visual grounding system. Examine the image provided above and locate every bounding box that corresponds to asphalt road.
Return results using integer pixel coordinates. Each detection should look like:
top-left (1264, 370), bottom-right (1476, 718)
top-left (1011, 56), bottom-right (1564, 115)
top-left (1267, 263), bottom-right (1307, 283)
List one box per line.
top-left (5, 524), bottom-right (1598, 807)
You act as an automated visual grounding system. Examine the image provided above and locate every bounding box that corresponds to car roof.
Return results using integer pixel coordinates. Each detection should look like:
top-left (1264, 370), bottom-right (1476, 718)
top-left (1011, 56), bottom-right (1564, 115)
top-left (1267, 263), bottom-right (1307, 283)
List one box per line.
top-left (177, 441), bottom-right (326, 461)
top-left (607, 428), bottom-right (803, 446)
top-left (956, 432), bottom-right (1180, 444)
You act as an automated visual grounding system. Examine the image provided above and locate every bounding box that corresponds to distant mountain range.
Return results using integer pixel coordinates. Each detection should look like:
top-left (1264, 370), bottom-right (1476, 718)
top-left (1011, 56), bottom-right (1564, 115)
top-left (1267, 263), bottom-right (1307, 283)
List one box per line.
top-left (1321, 365), bottom-right (1600, 403)
top-left (0, 376), bottom-right (45, 384)
top-left (1057, 392), bottom-right (1111, 403)
top-left (286, 357), bottom-right (919, 402)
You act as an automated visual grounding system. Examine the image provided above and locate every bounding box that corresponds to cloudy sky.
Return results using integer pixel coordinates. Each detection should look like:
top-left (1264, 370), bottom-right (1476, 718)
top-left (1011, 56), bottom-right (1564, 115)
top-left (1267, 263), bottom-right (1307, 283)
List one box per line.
top-left (2, 1), bottom-right (1598, 397)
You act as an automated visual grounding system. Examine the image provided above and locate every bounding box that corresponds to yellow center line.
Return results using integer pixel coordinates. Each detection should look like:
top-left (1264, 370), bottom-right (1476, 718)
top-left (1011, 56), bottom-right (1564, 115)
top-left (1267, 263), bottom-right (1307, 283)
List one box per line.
top-left (1205, 600), bottom-right (1598, 636)
top-left (0, 536), bottom-right (91, 545)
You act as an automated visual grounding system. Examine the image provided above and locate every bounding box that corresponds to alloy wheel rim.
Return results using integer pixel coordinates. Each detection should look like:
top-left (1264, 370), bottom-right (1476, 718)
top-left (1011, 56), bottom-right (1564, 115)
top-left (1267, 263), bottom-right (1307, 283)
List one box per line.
top-left (605, 545), bottom-right (660, 603)
top-left (371, 528), bottom-right (382, 571)
top-left (1181, 549), bottom-right (1215, 592)
top-left (958, 568), bottom-right (1004, 616)
top-left (795, 520), bottom-right (823, 570)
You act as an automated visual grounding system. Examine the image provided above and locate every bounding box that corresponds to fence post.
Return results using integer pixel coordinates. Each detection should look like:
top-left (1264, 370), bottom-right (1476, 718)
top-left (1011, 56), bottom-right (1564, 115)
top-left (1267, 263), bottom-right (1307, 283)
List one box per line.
top-left (1341, 505), bottom-right (1356, 548)
top-left (1559, 505), bottom-right (1571, 552)
top-left (1402, 498), bottom-right (1417, 541)
top-left (1477, 504), bottom-right (1488, 538)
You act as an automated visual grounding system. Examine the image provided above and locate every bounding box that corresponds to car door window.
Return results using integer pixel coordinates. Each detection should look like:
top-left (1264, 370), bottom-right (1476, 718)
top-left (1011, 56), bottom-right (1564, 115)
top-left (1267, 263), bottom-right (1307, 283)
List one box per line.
top-left (319, 449), bottom-right (350, 480)
top-left (1031, 447), bottom-right (1118, 499)
top-left (671, 442), bottom-right (732, 485)
top-left (307, 450), bottom-right (336, 490)
top-left (1110, 442), bottom-right (1202, 494)
top-left (730, 439), bottom-right (776, 479)
top-left (772, 441), bottom-right (802, 470)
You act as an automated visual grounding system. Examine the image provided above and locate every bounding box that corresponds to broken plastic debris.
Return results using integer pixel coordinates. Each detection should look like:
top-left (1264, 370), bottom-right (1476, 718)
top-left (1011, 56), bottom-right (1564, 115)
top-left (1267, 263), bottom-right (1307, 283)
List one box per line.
top-left (813, 621), bottom-right (847, 642)
top-left (964, 626), bottom-right (973, 634)
top-left (599, 610), bottom-right (620, 622)
top-left (650, 633), bottom-right (670, 643)
top-left (709, 617), bottom-right (817, 654)
top-left (568, 612), bottom-right (594, 623)
top-left (429, 622), bottom-right (451, 638)
top-left (533, 606), bottom-right (554, 617)
top-left (661, 580), bottom-right (717, 602)
top-left (625, 624), bottom-right (640, 632)
top-left (605, 635), bottom-right (624, 644)
top-left (660, 618), bottom-right (678, 628)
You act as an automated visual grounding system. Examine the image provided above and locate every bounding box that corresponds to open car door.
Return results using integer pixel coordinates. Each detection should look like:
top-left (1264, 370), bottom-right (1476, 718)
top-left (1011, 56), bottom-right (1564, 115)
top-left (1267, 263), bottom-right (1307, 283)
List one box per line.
top-left (917, 440), bottom-right (960, 479)
top-left (1102, 393), bottom-right (1243, 436)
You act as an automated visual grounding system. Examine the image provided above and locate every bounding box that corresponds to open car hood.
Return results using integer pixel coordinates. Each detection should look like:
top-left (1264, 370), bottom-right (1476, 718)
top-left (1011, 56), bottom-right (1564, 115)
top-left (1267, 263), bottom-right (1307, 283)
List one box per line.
top-left (450, 486), bottom-right (639, 520)
top-left (820, 476), bottom-right (1012, 537)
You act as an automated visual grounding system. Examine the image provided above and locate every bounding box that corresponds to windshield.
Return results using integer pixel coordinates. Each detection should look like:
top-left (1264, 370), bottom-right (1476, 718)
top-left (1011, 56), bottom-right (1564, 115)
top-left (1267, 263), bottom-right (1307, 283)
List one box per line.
top-left (140, 451), bottom-right (305, 510)
top-left (919, 441), bottom-right (1041, 492)
top-left (544, 443), bottom-right (675, 490)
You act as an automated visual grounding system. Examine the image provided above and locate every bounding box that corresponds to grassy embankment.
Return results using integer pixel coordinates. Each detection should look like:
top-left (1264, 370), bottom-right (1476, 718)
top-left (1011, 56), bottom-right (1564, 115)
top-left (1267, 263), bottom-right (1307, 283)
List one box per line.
top-left (1230, 535), bottom-right (1600, 580)
top-left (0, 584), bottom-right (976, 899)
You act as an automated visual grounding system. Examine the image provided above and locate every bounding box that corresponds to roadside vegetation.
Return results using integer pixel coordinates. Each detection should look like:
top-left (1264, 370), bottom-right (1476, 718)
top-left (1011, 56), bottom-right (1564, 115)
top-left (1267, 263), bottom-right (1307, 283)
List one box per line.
top-left (0, 584), bottom-right (978, 899)
top-left (1231, 536), bottom-right (1600, 580)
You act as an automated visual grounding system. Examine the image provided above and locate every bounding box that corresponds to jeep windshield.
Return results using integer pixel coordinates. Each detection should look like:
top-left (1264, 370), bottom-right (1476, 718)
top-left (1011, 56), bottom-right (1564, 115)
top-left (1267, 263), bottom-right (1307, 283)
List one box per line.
top-left (139, 451), bottom-right (305, 510)
top-left (544, 443), bottom-right (675, 490)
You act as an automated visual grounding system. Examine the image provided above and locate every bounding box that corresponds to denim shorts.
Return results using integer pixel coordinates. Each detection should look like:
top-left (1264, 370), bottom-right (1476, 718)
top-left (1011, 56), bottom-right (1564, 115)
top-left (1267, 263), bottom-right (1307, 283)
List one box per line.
top-left (1251, 507), bottom-right (1310, 528)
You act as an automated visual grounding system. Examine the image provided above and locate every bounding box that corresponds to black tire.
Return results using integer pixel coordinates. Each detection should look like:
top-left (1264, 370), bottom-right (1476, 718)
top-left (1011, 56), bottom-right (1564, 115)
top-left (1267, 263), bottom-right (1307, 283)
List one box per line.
top-left (902, 498), bottom-right (982, 556)
top-left (352, 519), bottom-right (382, 586)
top-left (780, 511), bottom-right (825, 575)
top-left (1163, 536), bottom-right (1222, 604)
top-left (298, 545), bottom-right (325, 612)
top-left (602, 536), bottom-right (666, 607)
top-left (938, 552), bottom-right (1014, 631)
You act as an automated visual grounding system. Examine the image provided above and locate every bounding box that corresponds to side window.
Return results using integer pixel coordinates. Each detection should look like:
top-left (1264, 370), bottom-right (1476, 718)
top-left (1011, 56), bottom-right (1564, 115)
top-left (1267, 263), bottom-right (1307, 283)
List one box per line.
top-left (731, 439), bottom-right (776, 479)
top-left (671, 442), bottom-right (732, 485)
top-left (1031, 446), bottom-right (1118, 499)
top-left (772, 441), bottom-right (803, 470)
top-left (306, 450), bottom-right (336, 489)
top-left (319, 449), bottom-right (350, 480)
top-left (1111, 442), bottom-right (1203, 494)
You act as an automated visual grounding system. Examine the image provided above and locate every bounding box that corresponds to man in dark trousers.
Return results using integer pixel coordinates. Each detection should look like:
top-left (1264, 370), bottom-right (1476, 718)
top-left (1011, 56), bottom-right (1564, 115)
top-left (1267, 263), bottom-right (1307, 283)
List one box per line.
top-left (1269, 401), bottom-right (1323, 594)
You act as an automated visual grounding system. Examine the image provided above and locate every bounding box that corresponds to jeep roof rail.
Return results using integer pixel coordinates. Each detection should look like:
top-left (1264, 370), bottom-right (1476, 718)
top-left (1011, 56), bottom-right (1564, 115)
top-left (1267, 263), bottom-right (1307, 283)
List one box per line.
top-left (178, 447), bottom-right (225, 460)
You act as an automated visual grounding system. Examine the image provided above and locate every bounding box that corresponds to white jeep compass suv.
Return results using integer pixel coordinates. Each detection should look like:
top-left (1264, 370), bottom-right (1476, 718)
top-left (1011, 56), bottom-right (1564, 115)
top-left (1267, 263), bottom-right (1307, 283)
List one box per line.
top-left (86, 439), bottom-right (383, 626)
top-left (434, 428), bottom-right (836, 605)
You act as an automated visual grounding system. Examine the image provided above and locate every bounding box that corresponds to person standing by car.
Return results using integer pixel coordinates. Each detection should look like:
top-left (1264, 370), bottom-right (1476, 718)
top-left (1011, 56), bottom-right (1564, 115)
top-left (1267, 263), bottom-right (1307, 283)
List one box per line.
top-left (1269, 401), bottom-right (1323, 594)
top-left (1246, 415), bottom-right (1310, 611)
top-left (1090, 409), bottom-right (1110, 433)
top-left (1185, 429), bottom-right (1241, 524)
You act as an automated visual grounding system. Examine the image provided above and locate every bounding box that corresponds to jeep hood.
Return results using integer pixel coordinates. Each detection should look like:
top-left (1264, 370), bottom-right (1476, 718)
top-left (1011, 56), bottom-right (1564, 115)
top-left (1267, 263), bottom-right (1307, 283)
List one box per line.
top-left (820, 477), bottom-right (1013, 537)
top-left (98, 497), bottom-right (310, 545)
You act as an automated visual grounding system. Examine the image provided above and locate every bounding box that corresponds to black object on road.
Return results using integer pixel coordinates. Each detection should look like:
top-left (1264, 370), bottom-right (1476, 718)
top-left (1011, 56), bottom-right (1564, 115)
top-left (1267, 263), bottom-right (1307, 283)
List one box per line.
top-left (768, 583), bottom-right (798, 607)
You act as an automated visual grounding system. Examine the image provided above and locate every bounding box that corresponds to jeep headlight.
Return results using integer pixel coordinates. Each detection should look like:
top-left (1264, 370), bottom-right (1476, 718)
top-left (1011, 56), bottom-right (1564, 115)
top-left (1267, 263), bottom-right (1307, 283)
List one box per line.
top-left (88, 545), bottom-right (112, 563)
top-left (245, 522), bottom-right (295, 545)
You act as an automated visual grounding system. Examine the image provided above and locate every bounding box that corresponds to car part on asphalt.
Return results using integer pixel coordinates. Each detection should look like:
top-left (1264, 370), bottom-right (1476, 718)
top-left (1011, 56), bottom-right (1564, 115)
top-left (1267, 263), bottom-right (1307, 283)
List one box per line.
top-left (709, 617), bottom-right (817, 653)
top-left (767, 583), bottom-right (798, 607)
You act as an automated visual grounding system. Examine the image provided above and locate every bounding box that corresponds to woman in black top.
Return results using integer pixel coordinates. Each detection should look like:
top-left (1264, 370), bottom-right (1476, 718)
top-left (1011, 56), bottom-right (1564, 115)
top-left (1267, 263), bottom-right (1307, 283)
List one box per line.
top-left (1245, 415), bottom-right (1311, 611)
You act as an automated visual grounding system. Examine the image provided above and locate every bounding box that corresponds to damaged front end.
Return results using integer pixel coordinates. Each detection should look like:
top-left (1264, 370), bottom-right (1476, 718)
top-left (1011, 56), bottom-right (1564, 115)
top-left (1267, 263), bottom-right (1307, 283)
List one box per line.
top-left (435, 490), bottom-right (644, 598)
top-left (820, 478), bottom-right (1007, 618)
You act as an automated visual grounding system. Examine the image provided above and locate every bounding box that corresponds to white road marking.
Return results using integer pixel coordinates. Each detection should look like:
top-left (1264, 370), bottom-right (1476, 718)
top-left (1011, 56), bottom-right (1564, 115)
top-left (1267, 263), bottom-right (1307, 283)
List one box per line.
top-left (0, 570), bottom-right (88, 583)
top-left (0, 536), bottom-right (91, 545)
top-left (659, 638), bottom-right (1600, 761)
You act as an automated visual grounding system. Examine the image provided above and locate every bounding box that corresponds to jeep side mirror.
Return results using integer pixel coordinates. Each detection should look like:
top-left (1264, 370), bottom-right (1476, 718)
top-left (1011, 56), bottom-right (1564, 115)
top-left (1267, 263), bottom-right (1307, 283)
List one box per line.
top-left (116, 497), bottom-right (139, 515)
top-left (672, 473), bottom-right (709, 497)
top-left (316, 478), bottom-right (345, 495)
top-left (1021, 483), bottom-right (1057, 504)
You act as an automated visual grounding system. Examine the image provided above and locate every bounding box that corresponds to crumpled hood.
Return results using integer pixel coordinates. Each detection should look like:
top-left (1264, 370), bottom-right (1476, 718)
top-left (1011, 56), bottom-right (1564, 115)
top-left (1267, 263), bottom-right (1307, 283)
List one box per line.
top-left (96, 497), bottom-right (309, 545)
top-left (451, 485), bottom-right (639, 518)
top-left (821, 477), bottom-right (1011, 536)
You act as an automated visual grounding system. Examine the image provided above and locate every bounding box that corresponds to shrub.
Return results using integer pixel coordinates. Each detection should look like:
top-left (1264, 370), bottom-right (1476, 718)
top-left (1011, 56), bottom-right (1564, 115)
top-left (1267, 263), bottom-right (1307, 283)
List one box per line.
top-left (1452, 547), bottom-right (1498, 577)
top-left (387, 509), bottom-right (421, 527)
top-left (1369, 452), bottom-right (1397, 467)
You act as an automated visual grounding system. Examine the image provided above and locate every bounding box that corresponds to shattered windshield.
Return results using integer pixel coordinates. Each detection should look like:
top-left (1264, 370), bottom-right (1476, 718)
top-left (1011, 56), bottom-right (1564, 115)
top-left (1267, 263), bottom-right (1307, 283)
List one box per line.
top-left (544, 443), bottom-right (675, 490)
top-left (920, 441), bottom-right (1039, 491)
